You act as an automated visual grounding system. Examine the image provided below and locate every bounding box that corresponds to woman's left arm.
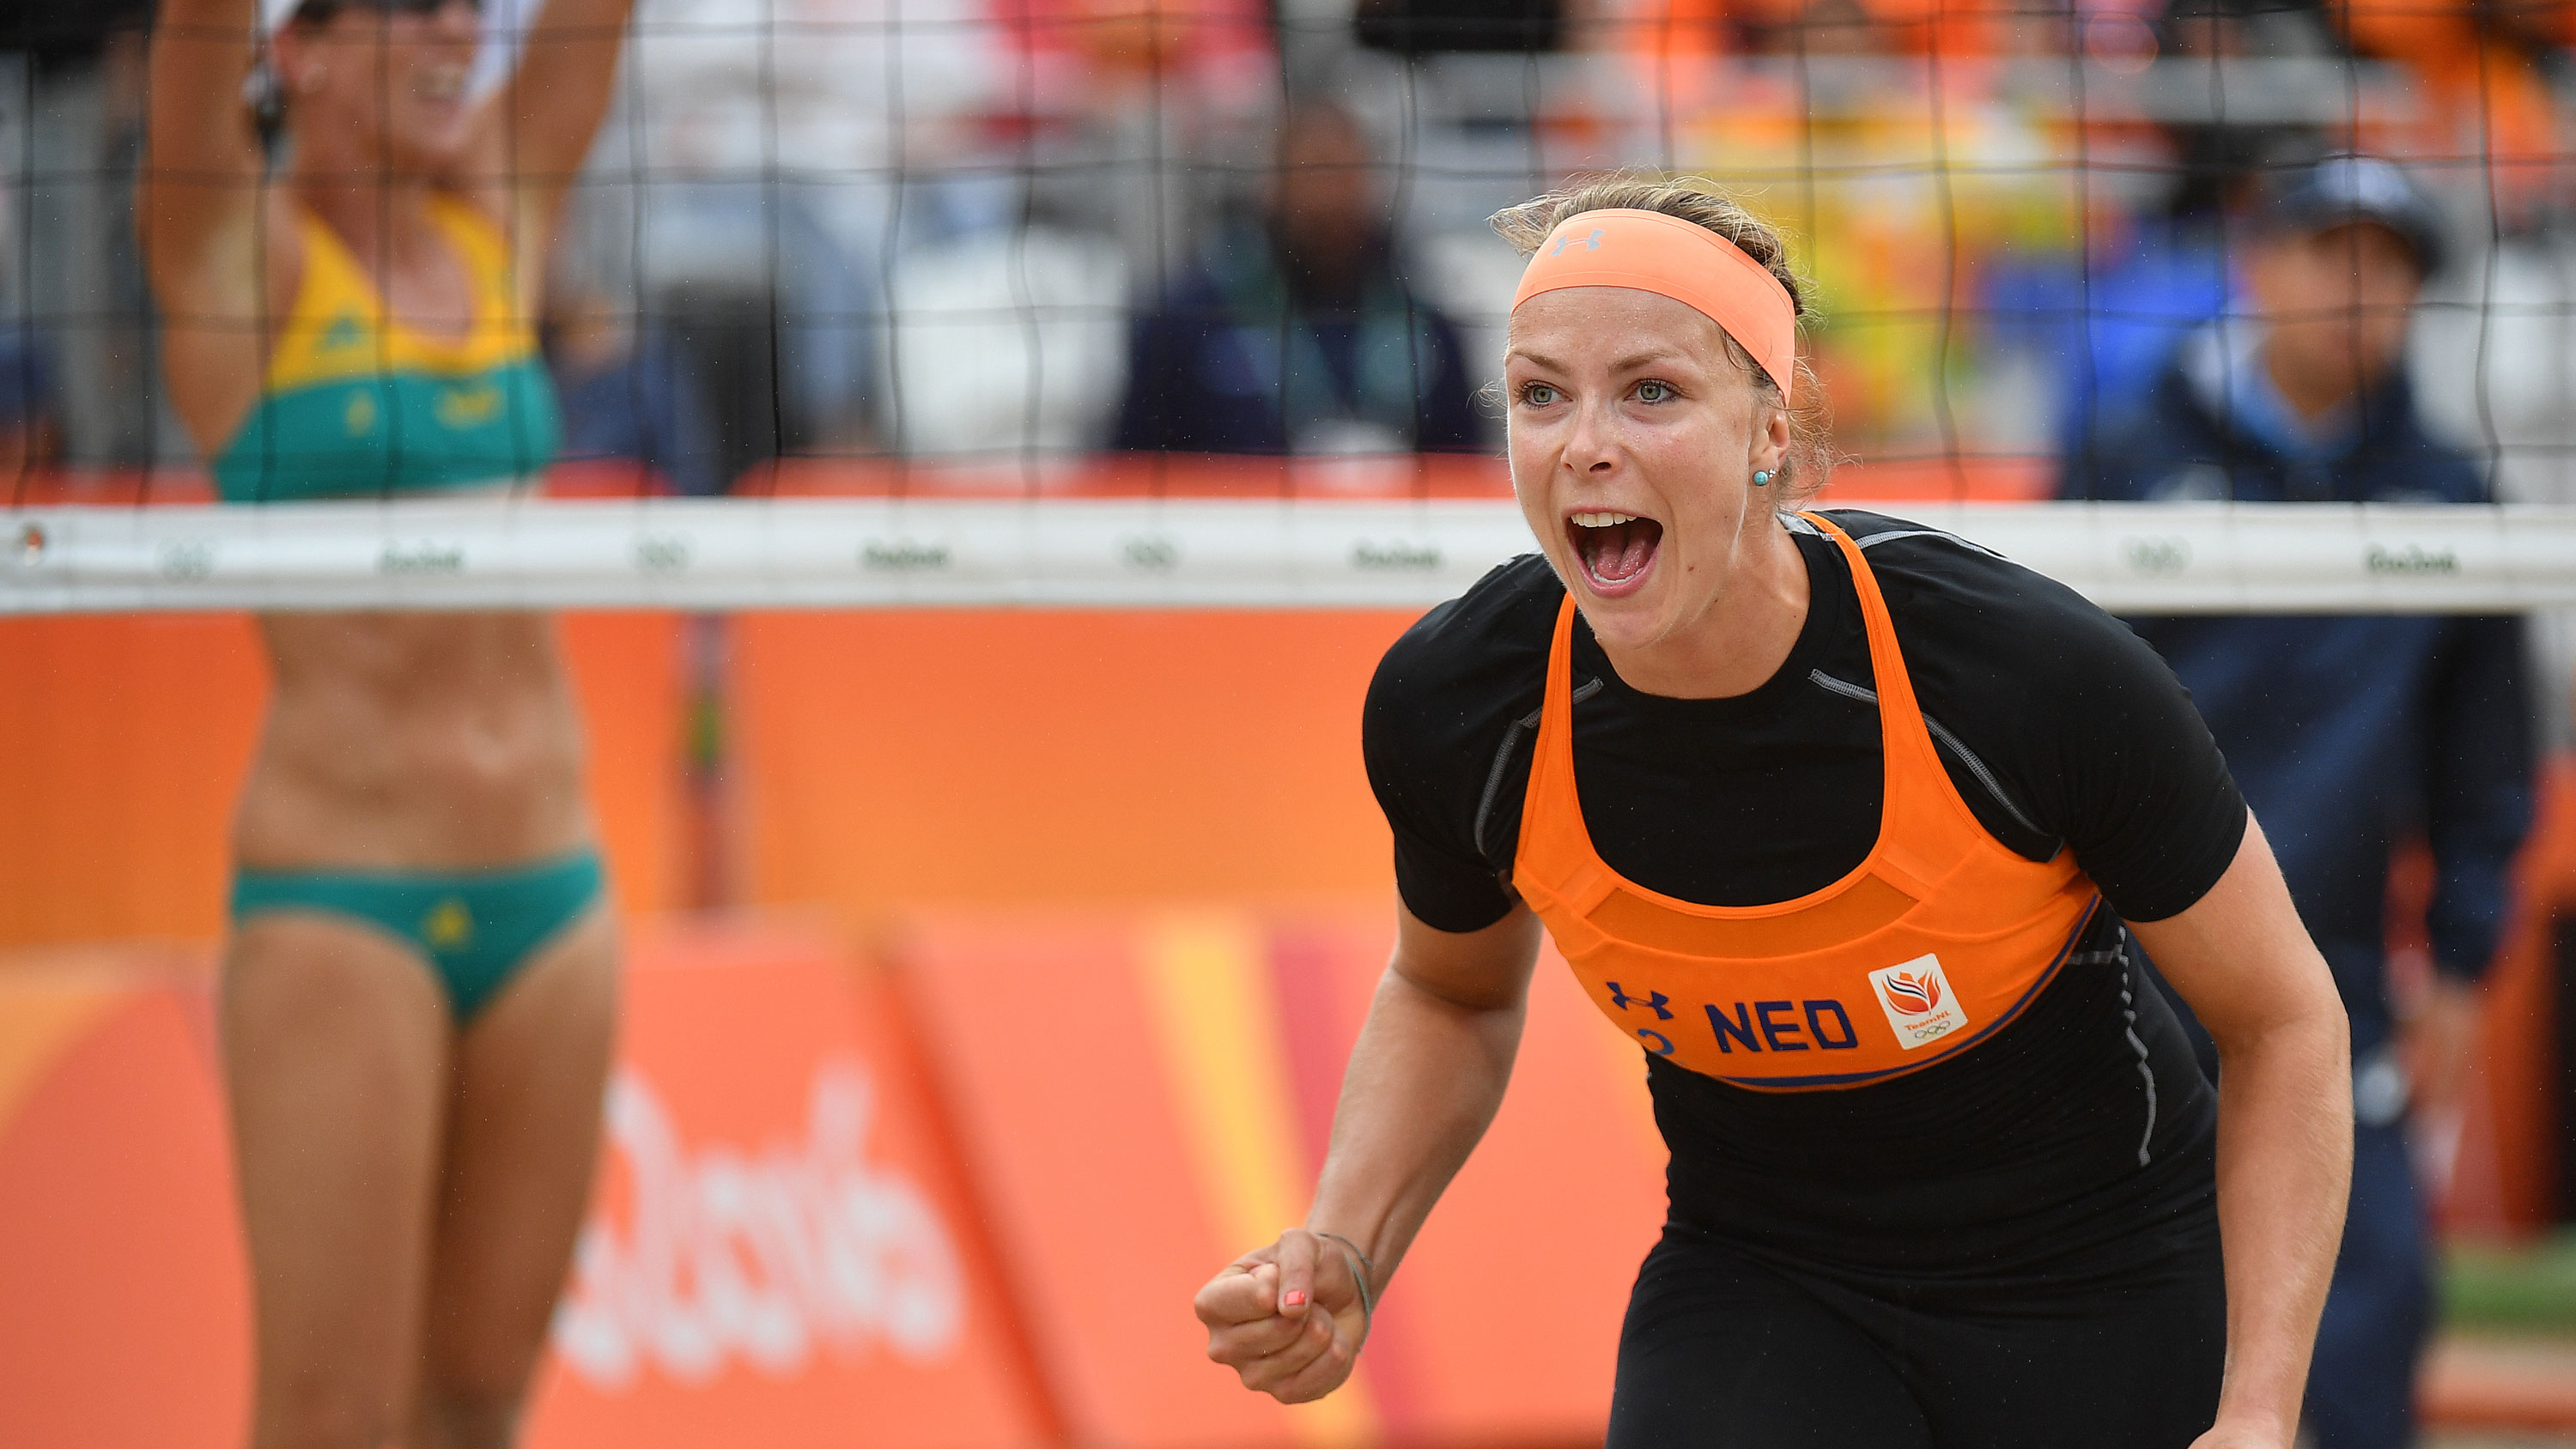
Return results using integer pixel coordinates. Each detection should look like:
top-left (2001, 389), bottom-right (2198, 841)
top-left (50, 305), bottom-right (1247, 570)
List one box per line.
top-left (2129, 812), bottom-right (2352, 1449)
top-left (467, 0), bottom-right (636, 254)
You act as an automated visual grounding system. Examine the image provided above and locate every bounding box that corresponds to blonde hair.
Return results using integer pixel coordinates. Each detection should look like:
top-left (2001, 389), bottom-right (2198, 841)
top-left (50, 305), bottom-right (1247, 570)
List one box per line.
top-left (1491, 175), bottom-right (1835, 503)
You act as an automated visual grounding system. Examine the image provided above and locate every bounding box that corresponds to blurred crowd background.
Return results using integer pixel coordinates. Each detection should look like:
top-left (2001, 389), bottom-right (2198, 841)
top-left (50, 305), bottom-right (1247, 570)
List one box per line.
top-left (5, 0), bottom-right (2575, 495)
top-left (3, 3), bottom-right (2576, 1441)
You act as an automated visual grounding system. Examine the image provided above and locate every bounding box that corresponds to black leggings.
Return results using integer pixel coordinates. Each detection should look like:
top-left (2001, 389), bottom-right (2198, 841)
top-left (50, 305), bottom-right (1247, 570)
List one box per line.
top-left (1607, 1223), bottom-right (2226, 1449)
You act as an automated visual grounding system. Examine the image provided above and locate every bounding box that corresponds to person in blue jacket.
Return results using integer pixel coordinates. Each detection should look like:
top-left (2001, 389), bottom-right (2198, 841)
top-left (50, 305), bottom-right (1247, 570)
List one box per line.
top-left (2062, 153), bottom-right (2537, 1449)
top-left (1112, 100), bottom-right (1483, 458)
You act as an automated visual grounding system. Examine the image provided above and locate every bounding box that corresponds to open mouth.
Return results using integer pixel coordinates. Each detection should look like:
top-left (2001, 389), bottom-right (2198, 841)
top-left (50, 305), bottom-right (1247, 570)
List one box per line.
top-left (1567, 511), bottom-right (1663, 596)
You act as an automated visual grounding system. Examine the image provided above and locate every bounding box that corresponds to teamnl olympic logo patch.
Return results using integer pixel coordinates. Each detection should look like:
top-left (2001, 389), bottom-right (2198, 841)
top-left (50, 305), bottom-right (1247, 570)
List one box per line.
top-left (1868, 954), bottom-right (1970, 1051)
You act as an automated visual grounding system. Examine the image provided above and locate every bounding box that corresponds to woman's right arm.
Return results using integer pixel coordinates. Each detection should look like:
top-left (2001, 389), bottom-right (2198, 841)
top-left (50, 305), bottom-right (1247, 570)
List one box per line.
top-left (138, 0), bottom-right (270, 306)
top-left (1194, 900), bottom-right (1544, 1404)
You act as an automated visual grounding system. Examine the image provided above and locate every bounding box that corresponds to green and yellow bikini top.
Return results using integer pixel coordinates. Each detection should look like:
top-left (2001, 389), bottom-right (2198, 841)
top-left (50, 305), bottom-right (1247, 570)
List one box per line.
top-left (214, 193), bottom-right (561, 503)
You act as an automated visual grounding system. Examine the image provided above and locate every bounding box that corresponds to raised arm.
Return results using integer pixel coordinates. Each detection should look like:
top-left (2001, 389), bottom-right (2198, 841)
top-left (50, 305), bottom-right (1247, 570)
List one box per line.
top-left (470, 0), bottom-right (635, 252)
top-left (2129, 814), bottom-right (2353, 1449)
top-left (138, 0), bottom-right (272, 307)
top-left (1194, 901), bottom-right (1544, 1403)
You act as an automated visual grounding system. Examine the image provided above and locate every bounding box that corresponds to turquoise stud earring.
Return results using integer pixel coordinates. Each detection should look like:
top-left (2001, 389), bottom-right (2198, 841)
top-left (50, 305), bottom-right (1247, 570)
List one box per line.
top-left (1752, 470), bottom-right (1774, 488)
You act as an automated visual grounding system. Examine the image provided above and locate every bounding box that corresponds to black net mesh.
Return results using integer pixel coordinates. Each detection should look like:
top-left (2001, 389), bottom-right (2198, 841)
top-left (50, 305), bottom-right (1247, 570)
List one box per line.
top-left (3, 0), bottom-right (2571, 508)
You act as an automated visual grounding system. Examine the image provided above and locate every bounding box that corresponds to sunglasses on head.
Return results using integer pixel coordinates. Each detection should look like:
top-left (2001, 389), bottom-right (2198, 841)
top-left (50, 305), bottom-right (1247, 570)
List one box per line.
top-left (293, 0), bottom-right (483, 21)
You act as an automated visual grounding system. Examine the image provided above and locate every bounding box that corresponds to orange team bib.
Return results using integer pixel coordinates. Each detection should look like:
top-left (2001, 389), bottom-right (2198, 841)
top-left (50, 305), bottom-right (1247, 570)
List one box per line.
top-left (1511, 513), bottom-right (2105, 1089)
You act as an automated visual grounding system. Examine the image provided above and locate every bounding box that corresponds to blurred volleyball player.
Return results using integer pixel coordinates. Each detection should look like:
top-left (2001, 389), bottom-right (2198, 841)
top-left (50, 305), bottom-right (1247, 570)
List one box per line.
top-left (1194, 179), bottom-right (2354, 1448)
top-left (139, 0), bottom-right (629, 1443)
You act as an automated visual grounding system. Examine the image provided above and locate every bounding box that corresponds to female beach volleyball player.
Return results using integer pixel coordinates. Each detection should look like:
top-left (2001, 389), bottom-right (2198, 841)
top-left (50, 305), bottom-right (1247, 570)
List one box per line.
top-left (140, 0), bottom-right (629, 1442)
top-left (1194, 179), bottom-right (2354, 1448)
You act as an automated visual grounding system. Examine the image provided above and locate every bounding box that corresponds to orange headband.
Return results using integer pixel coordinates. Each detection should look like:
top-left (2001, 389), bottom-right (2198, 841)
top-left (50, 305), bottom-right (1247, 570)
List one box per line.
top-left (1510, 209), bottom-right (1799, 403)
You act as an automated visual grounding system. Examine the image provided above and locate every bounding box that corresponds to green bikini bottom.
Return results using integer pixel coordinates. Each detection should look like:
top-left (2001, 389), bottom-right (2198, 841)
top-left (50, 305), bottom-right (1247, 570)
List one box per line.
top-left (229, 850), bottom-right (605, 1023)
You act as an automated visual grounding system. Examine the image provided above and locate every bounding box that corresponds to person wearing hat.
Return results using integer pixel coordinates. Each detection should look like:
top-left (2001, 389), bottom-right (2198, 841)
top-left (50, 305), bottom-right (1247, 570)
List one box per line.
top-left (138, 0), bottom-right (635, 1445)
top-left (2062, 154), bottom-right (2535, 1449)
top-left (1197, 175), bottom-right (2356, 1448)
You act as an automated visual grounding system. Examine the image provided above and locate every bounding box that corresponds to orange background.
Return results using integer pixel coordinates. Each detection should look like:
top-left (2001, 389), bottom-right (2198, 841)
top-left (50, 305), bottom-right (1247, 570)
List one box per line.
top-left (0, 949), bottom-right (246, 1449)
top-left (732, 610), bottom-right (1413, 911)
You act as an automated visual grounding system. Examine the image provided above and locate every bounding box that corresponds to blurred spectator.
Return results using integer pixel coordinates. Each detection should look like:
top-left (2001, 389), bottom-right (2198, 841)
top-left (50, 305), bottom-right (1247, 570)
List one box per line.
top-left (544, 282), bottom-right (725, 496)
top-left (1112, 100), bottom-right (1482, 455)
top-left (608, 0), bottom-right (1003, 471)
top-left (0, 0), bottom-right (164, 467)
top-left (2060, 155), bottom-right (2537, 1449)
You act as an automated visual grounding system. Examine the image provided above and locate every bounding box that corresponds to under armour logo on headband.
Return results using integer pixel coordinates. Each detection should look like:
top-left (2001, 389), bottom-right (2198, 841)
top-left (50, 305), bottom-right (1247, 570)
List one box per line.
top-left (1550, 227), bottom-right (1606, 257)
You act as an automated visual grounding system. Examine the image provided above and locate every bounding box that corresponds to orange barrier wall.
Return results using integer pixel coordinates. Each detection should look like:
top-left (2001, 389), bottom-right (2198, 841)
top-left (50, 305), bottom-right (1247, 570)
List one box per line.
top-left (732, 611), bottom-right (1416, 911)
top-left (0, 949), bottom-right (246, 1449)
top-left (0, 925), bottom-right (1056, 1449)
top-left (0, 612), bottom-right (690, 947)
top-left (888, 906), bottom-right (1667, 1449)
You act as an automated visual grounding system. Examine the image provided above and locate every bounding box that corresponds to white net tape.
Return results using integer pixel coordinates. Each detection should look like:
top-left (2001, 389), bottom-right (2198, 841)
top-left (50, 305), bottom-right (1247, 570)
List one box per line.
top-left (5, 500), bottom-right (2568, 614)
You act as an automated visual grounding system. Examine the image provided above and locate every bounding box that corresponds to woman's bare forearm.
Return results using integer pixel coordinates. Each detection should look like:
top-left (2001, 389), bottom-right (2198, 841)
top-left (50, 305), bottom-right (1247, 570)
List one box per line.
top-left (1191, 909), bottom-right (1536, 1404)
top-left (141, 0), bottom-right (267, 279)
top-left (2209, 1007), bottom-right (2351, 1438)
top-left (1302, 905), bottom-right (1543, 1288)
top-left (1304, 963), bottom-right (1526, 1287)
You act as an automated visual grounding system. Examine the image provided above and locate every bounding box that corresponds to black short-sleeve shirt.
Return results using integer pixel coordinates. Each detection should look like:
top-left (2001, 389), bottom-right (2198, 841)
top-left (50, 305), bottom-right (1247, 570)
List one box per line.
top-left (1361, 511), bottom-right (2246, 1275)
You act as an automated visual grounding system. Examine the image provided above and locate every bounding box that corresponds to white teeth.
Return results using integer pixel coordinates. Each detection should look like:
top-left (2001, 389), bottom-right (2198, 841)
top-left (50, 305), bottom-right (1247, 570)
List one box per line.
top-left (1570, 512), bottom-right (1640, 528)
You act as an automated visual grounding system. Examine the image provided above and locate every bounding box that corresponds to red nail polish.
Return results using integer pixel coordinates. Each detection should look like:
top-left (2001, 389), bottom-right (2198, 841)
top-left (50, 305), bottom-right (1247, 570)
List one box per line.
top-left (1284, 1289), bottom-right (1307, 1307)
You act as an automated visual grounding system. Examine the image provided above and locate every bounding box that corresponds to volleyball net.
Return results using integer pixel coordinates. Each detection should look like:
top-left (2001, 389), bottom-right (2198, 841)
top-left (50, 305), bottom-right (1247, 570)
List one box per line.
top-left (3, 0), bottom-right (2576, 615)
top-left (11, 495), bottom-right (2576, 613)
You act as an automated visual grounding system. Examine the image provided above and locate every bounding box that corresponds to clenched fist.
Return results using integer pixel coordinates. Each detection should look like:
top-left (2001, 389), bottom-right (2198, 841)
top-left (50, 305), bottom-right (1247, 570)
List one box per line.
top-left (1193, 1229), bottom-right (1372, 1404)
